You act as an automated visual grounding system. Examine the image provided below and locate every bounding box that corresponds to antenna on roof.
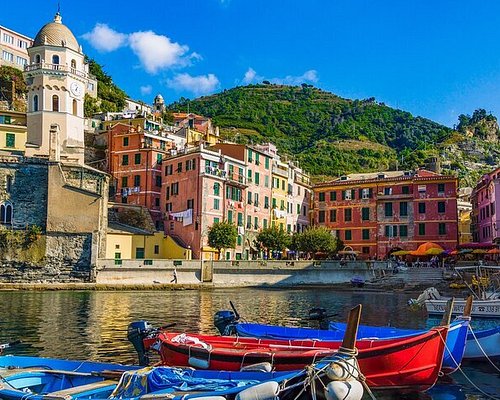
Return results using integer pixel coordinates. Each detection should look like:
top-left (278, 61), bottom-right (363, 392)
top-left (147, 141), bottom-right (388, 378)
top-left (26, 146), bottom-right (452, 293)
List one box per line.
top-left (57, 1), bottom-right (61, 13)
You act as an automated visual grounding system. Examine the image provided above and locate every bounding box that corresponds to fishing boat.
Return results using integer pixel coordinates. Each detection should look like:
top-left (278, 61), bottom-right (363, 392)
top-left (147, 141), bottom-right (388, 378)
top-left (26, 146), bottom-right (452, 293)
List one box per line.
top-left (0, 306), bottom-right (366, 400)
top-left (463, 325), bottom-right (500, 360)
top-left (0, 355), bottom-right (138, 400)
top-left (409, 265), bottom-right (500, 318)
top-left (132, 302), bottom-right (453, 392)
top-left (213, 297), bottom-right (471, 375)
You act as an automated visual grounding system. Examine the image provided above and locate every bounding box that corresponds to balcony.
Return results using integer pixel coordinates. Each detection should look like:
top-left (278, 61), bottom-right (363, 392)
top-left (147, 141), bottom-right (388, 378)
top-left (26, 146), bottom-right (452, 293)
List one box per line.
top-left (25, 62), bottom-right (94, 80)
top-left (272, 165), bottom-right (288, 178)
top-left (227, 174), bottom-right (247, 187)
top-left (377, 192), bottom-right (413, 200)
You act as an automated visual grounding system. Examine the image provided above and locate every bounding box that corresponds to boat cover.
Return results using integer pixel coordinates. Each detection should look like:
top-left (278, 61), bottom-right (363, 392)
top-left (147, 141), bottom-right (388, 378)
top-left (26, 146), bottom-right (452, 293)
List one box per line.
top-left (111, 367), bottom-right (262, 398)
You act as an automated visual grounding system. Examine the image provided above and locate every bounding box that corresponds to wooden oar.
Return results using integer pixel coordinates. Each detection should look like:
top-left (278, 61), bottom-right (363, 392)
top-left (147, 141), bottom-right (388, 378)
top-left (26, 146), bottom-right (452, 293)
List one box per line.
top-left (440, 298), bottom-right (455, 326)
top-left (341, 304), bottom-right (362, 352)
top-left (463, 295), bottom-right (473, 318)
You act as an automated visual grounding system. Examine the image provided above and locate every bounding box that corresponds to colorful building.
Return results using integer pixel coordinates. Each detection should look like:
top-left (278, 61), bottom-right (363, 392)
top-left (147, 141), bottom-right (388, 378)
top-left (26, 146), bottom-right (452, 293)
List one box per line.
top-left (471, 168), bottom-right (500, 244)
top-left (287, 163), bottom-right (311, 233)
top-left (0, 110), bottom-right (26, 154)
top-left (161, 145), bottom-right (246, 259)
top-left (107, 122), bottom-right (175, 229)
top-left (0, 25), bottom-right (32, 70)
top-left (313, 169), bottom-right (458, 259)
top-left (212, 143), bottom-right (274, 259)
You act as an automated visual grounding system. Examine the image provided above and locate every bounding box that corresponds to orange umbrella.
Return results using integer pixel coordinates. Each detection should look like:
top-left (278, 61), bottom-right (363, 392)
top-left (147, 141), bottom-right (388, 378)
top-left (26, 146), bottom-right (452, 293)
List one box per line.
top-left (410, 242), bottom-right (444, 256)
top-left (450, 250), bottom-right (459, 255)
top-left (487, 248), bottom-right (500, 254)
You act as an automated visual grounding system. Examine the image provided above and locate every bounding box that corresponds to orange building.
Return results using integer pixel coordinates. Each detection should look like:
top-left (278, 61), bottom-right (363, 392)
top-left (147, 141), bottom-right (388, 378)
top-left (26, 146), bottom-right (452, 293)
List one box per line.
top-left (108, 122), bottom-right (175, 230)
top-left (313, 170), bottom-right (458, 259)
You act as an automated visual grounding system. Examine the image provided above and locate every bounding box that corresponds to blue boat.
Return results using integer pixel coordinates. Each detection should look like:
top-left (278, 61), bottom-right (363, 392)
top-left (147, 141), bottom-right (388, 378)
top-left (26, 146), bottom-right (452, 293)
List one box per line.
top-left (0, 354), bottom-right (361, 400)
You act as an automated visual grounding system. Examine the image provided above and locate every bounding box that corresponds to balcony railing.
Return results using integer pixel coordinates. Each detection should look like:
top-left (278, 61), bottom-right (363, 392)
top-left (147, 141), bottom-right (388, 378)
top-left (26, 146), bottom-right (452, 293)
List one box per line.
top-left (272, 165), bottom-right (288, 178)
top-left (24, 62), bottom-right (94, 79)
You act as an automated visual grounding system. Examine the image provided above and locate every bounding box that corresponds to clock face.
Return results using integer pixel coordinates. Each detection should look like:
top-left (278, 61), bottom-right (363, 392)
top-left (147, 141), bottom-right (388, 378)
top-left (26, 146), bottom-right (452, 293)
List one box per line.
top-left (70, 82), bottom-right (82, 97)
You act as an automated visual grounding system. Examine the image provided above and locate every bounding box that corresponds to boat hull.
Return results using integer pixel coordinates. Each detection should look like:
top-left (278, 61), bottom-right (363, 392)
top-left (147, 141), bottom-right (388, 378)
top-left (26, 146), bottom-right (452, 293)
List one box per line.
top-left (152, 327), bottom-right (448, 391)
top-left (234, 319), bottom-right (467, 374)
top-left (463, 326), bottom-right (500, 360)
top-left (425, 299), bottom-right (500, 317)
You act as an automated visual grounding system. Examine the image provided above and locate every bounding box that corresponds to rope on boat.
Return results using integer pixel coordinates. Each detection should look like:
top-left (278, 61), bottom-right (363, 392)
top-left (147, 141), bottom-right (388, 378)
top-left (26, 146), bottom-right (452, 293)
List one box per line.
top-left (438, 328), bottom-right (500, 400)
top-left (286, 348), bottom-right (376, 400)
top-left (468, 326), bottom-right (500, 373)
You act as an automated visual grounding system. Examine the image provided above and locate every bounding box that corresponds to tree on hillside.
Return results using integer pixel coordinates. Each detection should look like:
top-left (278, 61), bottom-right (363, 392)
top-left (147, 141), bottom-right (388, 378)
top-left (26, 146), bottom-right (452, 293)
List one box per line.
top-left (292, 227), bottom-right (341, 258)
top-left (207, 221), bottom-right (237, 258)
top-left (84, 58), bottom-right (127, 115)
top-left (255, 227), bottom-right (291, 258)
top-left (0, 66), bottom-right (27, 111)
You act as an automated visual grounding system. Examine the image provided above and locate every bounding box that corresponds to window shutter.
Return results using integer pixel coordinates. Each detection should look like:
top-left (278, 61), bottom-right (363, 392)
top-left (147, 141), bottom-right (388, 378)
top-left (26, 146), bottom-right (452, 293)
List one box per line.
top-left (369, 188), bottom-right (373, 198)
top-left (359, 188), bottom-right (363, 198)
top-left (351, 189), bottom-right (355, 199)
top-left (342, 190), bottom-right (345, 200)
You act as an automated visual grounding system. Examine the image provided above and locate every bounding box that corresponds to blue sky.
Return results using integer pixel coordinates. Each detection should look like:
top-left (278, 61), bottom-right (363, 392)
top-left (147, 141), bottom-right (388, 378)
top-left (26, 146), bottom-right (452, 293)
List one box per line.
top-left (4, 0), bottom-right (500, 127)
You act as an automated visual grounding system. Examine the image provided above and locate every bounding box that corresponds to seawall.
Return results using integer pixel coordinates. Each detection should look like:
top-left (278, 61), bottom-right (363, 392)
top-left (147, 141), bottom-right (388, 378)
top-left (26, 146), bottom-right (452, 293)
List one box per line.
top-left (95, 259), bottom-right (387, 287)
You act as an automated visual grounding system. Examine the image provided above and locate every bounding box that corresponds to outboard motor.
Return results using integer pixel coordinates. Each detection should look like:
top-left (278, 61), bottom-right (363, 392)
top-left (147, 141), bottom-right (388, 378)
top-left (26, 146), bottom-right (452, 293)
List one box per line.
top-left (308, 307), bottom-right (331, 330)
top-left (127, 320), bottom-right (153, 366)
top-left (214, 310), bottom-right (237, 335)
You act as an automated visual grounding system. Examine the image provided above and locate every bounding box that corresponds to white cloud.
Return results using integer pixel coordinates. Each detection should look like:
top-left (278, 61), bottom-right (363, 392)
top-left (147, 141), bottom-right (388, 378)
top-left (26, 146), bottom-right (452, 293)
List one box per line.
top-left (82, 24), bottom-right (199, 74)
top-left (242, 67), bottom-right (264, 85)
top-left (140, 85), bottom-right (152, 95)
top-left (270, 70), bottom-right (319, 85)
top-left (81, 23), bottom-right (127, 52)
top-left (166, 73), bottom-right (220, 96)
top-left (129, 31), bottom-right (193, 74)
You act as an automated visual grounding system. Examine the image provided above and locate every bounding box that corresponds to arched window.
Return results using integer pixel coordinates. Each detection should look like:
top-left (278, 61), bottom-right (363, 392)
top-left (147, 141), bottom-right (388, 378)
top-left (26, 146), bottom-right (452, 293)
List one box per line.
top-left (35, 54), bottom-right (41, 64)
top-left (33, 94), bottom-right (39, 112)
top-left (52, 54), bottom-right (60, 65)
top-left (52, 95), bottom-right (59, 112)
top-left (70, 59), bottom-right (76, 69)
top-left (6, 176), bottom-right (12, 193)
top-left (0, 202), bottom-right (12, 225)
top-left (72, 99), bottom-right (77, 116)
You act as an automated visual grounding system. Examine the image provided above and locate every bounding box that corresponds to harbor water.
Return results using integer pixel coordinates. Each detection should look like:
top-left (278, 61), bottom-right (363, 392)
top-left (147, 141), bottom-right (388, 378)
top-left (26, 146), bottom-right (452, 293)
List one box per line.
top-left (0, 288), bottom-right (498, 399)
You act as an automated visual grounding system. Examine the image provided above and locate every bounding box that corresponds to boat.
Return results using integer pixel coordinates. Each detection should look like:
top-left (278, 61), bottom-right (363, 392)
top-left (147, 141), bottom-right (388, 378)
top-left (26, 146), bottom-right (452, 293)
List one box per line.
top-left (0, 355), bottom-right (139, 400)
top-left (463, 325), bottom-right (500, 360)
top-left (213, 297), bottom-right (471, 375)
top-left (132, 302), bottom-right (454, 392)
top-left (0, 306), bottom-right (366, 400)
top-left (409, 265), bottom-right (500, 318)
top-left (350, 276), bottom-right (365, 288)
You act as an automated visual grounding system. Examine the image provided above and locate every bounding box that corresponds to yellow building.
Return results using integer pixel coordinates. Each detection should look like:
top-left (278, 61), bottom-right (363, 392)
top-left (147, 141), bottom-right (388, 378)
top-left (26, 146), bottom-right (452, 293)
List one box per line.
top-left (106, 222), bottom-right (192, 263)
top-left (271, 159), bottom-right (289, 230)
top-left (0, 110), bottom-right (26, 154)
top-left (458, 200), bottom-right (472, 244)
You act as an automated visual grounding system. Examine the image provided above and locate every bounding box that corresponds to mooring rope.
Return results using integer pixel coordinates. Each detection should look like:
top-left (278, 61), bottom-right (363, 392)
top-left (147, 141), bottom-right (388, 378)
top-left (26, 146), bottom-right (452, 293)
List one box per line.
top-left (438, 328), bottom-right (499, 400)
top-left (467, 326), bottom-right (500, 373)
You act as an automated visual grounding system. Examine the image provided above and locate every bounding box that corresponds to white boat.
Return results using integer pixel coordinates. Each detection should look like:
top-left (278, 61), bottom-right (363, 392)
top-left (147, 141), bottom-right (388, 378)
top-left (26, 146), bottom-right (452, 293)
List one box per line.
top-left (425, 296), bottom-right (500, 318)
top-left (464, 326), bottom-right (500, 360)
top-left (410, 265), bottom-right (500, 318)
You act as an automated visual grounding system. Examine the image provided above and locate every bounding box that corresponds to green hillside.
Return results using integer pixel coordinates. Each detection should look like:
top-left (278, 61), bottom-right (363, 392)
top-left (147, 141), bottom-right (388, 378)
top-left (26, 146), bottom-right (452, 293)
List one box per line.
top-left (168, 84), bottom-right (453, 178)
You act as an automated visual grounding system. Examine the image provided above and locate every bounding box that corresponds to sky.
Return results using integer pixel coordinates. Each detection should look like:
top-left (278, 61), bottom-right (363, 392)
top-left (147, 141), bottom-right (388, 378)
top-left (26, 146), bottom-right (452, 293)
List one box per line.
top-left (4, 0), bottom-right (500, 127)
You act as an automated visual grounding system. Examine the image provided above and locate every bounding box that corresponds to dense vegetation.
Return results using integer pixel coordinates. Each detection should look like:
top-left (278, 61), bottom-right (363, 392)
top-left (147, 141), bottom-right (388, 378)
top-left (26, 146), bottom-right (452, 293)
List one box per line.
top-left (0, 66), bottom-right (27, 111)
top-left (168, 84), bottom-right (453, 177)
top-left (84, 58), bottom-right (127, 117)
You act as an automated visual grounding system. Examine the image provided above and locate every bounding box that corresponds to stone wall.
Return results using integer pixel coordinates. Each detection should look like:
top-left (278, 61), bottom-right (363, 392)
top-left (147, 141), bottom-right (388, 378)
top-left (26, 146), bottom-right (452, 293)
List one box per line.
top-left (0, 157), bottom-right (48, 229)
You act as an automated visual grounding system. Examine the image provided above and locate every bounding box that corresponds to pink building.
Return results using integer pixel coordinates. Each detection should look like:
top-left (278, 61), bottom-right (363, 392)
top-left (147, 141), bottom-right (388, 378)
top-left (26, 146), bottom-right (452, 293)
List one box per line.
top-left (471, 167), bottom-right (500, 244)
top-left (161, 145), bottom-right (246, 259)
top-left (212, 143), bottom-right (273, 259)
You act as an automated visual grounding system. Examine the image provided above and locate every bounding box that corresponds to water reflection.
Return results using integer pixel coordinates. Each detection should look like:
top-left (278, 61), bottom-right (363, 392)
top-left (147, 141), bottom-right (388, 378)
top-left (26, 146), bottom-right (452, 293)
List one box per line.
top-left (0, 289), bottom-right (498, 399)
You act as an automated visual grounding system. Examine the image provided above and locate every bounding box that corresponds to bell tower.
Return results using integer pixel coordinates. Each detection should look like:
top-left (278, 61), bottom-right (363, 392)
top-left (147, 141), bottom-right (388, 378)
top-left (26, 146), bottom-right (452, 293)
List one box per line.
top-left (24, 12), bottom-right (97, 165)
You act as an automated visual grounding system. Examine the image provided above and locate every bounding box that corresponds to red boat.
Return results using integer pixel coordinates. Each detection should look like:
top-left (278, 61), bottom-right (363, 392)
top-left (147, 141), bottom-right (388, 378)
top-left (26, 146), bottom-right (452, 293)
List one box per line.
top-left (145, 326), bottom-right (448, 392)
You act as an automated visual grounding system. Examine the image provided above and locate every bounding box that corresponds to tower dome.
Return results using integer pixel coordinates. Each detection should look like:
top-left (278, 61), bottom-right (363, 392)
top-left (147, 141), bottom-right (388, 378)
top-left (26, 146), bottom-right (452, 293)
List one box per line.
top-left (154, 94), bottom-right (164, 104)
top-left (32, 12), bottom-right (80, 52)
